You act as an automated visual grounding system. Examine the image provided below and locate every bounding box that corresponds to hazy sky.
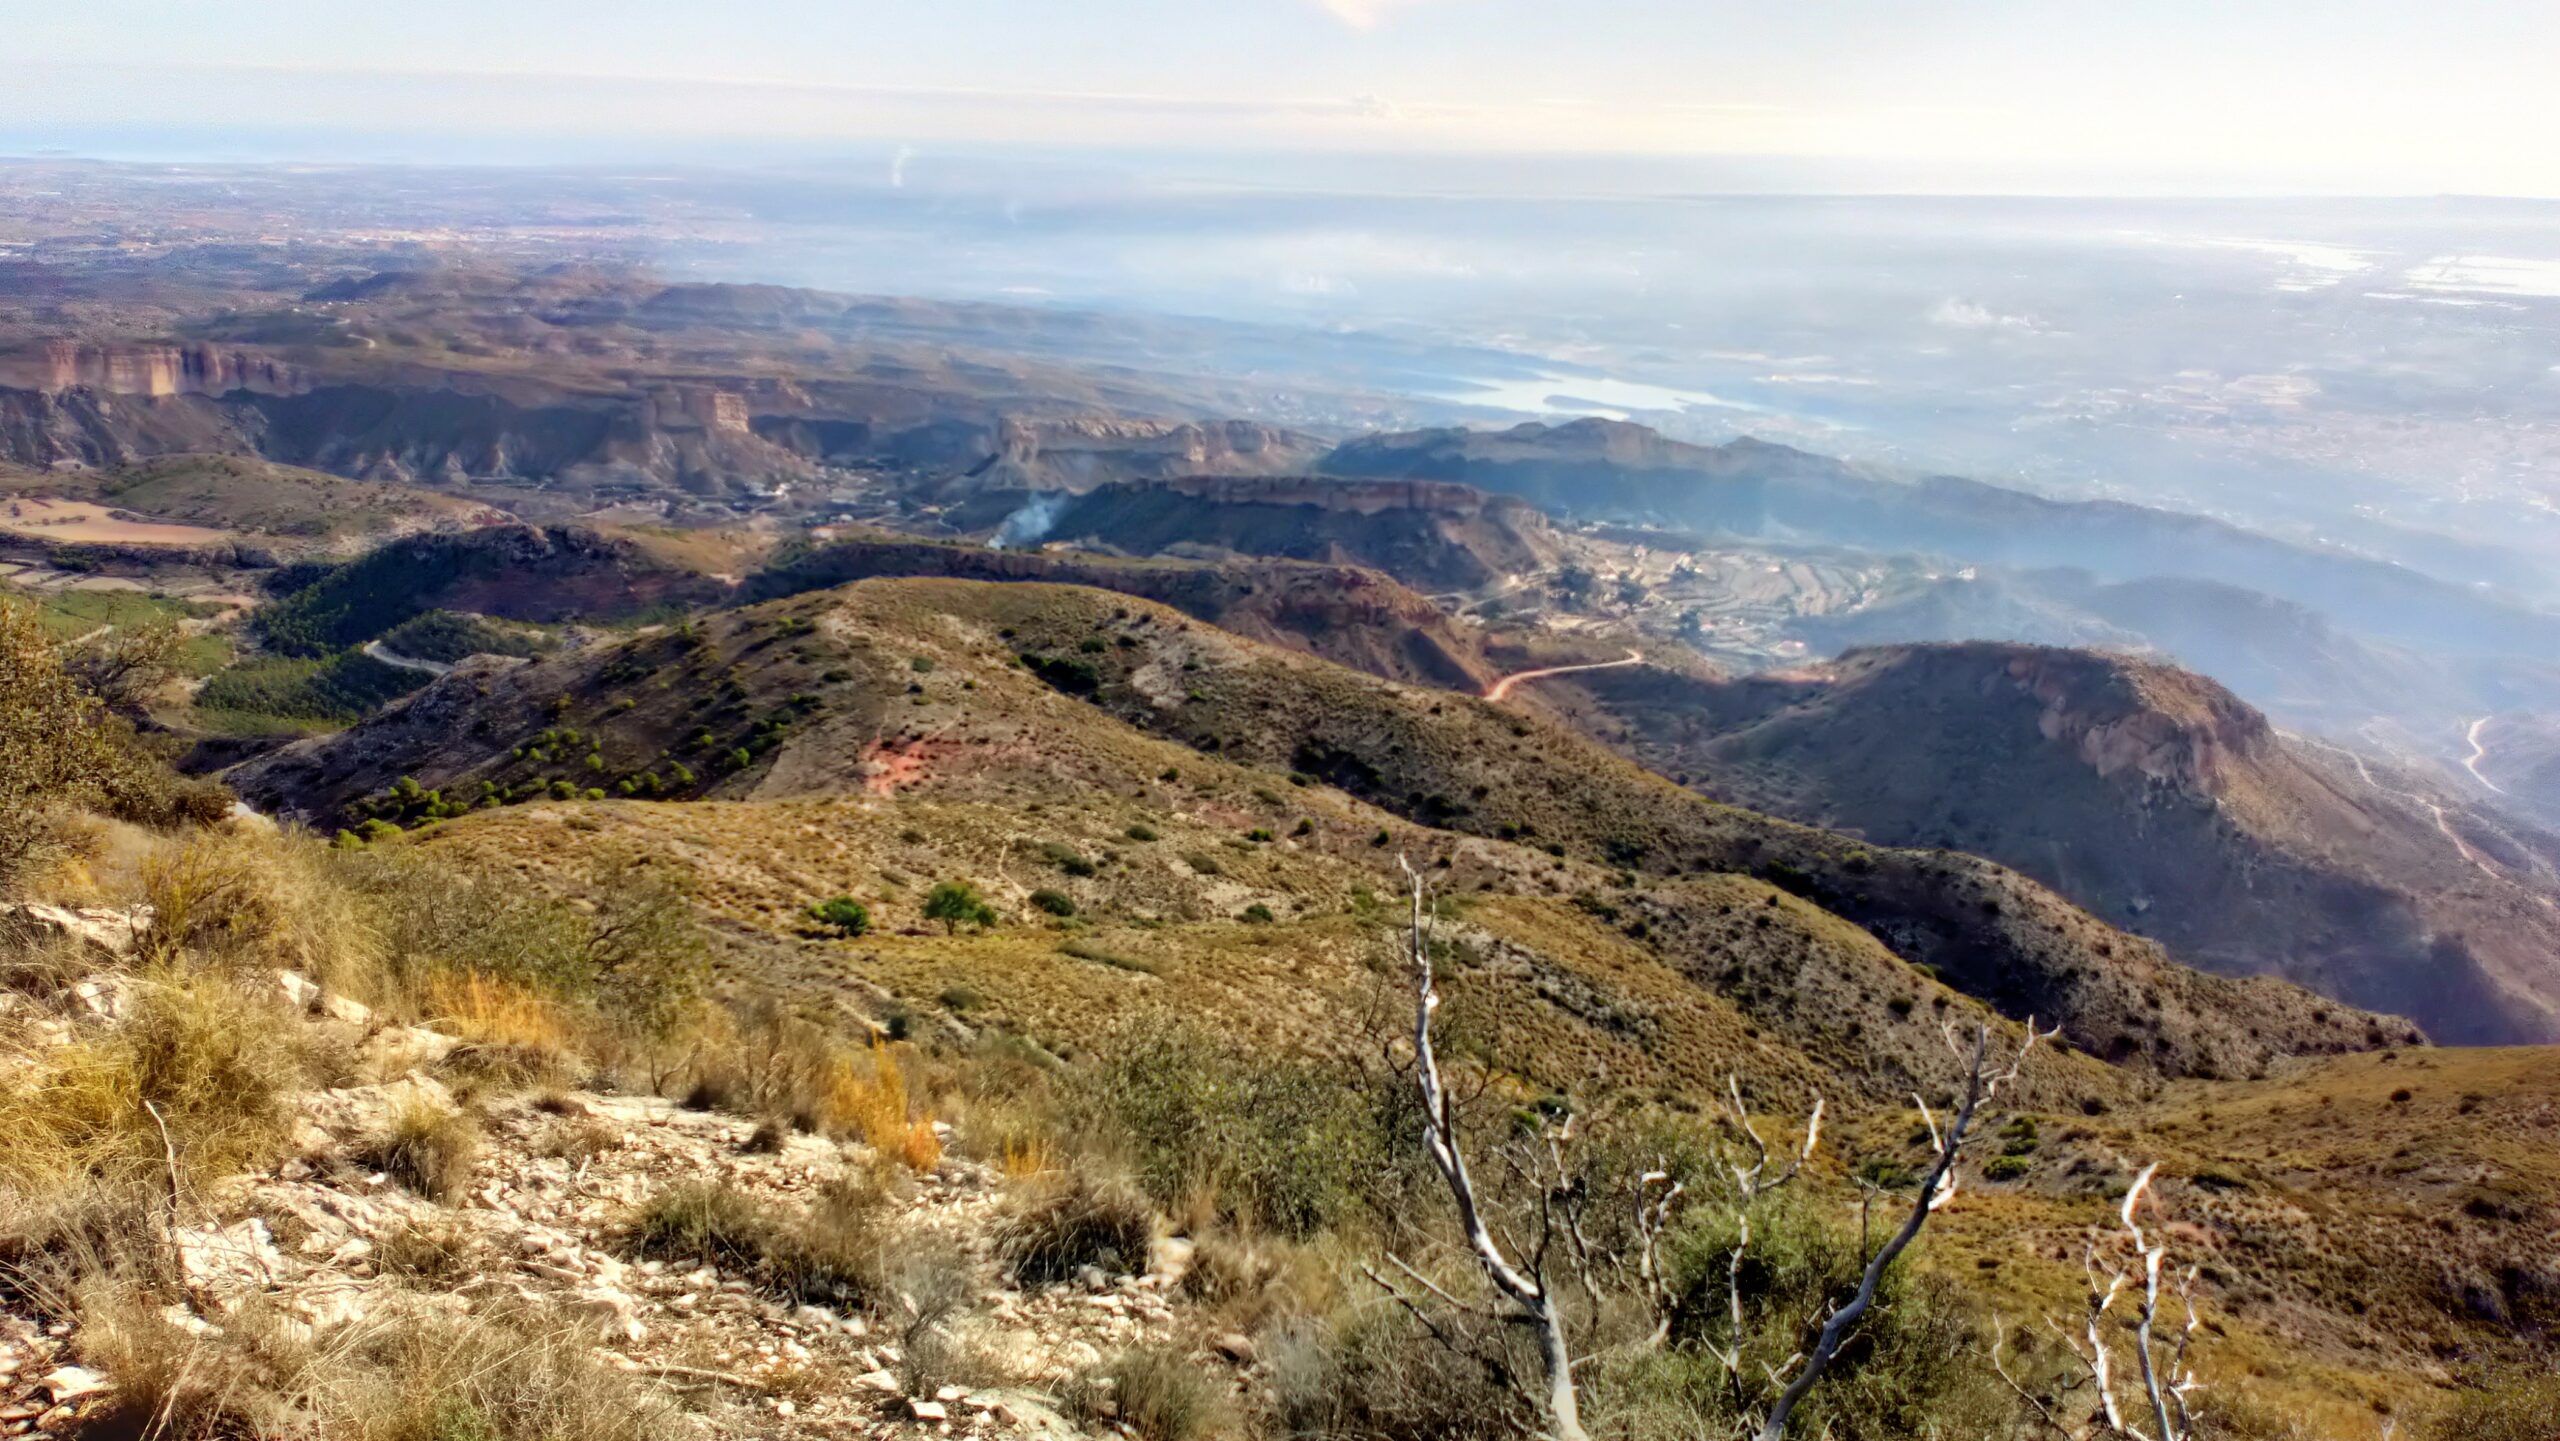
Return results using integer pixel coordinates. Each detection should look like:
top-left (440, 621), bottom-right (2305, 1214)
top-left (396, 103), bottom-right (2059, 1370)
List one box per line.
top-left (13, 1), bottom-right (2560, 194)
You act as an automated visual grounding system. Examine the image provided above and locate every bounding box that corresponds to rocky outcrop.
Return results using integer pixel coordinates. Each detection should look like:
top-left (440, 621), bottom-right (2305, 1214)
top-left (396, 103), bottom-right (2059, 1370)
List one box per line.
top-left (0, 342), bottom-right (309, 399)
top-left (1999, 649), bottom-right (2273, 798)
top-left (0, 958), bottom-right (1198, 1441)
top-left (0, 902), bottom-right (152, 960)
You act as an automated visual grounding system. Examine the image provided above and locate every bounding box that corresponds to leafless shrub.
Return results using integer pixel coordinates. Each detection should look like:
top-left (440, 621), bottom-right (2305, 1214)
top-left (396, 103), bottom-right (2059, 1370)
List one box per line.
top-left (1990, 1165), bottom-right (2202, 1441)
top-left (1371, 856), bottom-right (2050, 1441)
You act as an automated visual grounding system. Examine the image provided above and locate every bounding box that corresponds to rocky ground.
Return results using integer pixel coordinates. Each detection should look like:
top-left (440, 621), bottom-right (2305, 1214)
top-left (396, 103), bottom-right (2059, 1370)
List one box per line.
top-left (0, 909), bottom-right (1234, 1441)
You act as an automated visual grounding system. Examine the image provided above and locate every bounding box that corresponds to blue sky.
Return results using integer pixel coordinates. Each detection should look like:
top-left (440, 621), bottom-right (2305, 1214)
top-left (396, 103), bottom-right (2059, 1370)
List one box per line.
top-left (13, 1), bottom-right (2560, 194)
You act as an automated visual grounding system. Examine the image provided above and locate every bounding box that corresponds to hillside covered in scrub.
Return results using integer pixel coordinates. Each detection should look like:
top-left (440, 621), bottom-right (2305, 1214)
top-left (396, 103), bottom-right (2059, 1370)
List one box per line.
top-left (6, 581), bottom-right (2558, 1441)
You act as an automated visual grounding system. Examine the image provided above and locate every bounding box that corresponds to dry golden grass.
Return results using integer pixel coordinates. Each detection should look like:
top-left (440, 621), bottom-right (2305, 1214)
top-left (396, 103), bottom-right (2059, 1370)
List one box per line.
top-left (1000, 1132), bottom-right (1059, 1180)
top-left (358, 1097), bottom-right (481, 1202)
top-left (0, 965), bottom-right (303, 1191)
top-left (813, 1039), bottom-right (941, 1171)
top-left (70, 1279), bottom-right (678, 1441)
top-left (425, 970), bottom-right (579, 1056)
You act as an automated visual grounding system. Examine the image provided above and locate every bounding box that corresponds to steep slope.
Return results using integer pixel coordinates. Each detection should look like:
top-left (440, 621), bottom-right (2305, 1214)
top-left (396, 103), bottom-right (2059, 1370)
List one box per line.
top-left (1030, 475), bottom-right (1563, 590)
top-left (2471, 713), bottom-right (2560, 832)
top-left (252, 523), bottom-right (734, 656)
top-left (226, 577), bottom-right (2407, 1080)
top-left (1546, 643), bottom-right (2560, 1044)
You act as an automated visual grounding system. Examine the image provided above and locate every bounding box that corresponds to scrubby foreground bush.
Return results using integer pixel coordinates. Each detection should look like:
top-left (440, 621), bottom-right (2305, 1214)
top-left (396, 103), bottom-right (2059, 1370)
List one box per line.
top-left (72, 1284), bottom-right (676, 1441)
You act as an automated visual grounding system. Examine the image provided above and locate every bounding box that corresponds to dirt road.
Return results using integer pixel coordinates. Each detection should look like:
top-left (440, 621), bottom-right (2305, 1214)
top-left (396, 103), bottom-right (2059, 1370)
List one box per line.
top-left (361, 640), bottom-right (452, 677)
top-left (1484, 648), bottom-right (1643, 703)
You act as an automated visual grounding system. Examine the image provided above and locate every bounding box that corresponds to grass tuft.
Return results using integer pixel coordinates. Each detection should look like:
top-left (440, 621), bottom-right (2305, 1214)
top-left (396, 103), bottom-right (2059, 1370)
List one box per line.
top-left (358, 1098), bottom-right (480, 1201)
top-left (996, 1170), bottom-right (1156, 1287)
top-left (1066, 1345), bottom-right (1236, 1441)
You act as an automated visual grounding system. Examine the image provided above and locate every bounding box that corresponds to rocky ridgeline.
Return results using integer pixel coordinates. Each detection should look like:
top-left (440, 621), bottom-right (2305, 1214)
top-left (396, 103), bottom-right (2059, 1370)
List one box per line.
top-left (0, 908), bottom-right (1232, 1441)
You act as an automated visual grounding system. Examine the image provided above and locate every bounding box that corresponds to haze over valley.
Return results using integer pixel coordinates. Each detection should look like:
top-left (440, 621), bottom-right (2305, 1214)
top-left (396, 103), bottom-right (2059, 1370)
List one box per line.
top-left (8, 8), bottom-right (2560, 1440)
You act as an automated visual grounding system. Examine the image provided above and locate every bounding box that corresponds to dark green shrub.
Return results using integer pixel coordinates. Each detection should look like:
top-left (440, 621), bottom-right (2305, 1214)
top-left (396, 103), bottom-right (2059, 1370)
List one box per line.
top-left (809, 897), bottom-right (872, 937)
top-left (1030, 889), bottom-right (1077, 918)
top-left (197, 651), bottom-right (422, 723)
top-left (1640, 1196), bottom-right (2008, 1441)
top-left (924, 880), bottom-right (998, 933)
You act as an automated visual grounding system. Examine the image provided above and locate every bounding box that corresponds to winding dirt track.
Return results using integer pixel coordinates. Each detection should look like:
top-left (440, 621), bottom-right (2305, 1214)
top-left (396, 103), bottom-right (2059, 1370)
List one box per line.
top-left (1484, 648), bottom-right (1644, 703)
top-left (361, 640), bottom-right (452, 677)
top-left (2463, 715), bottom-right (2506, 794)
top-left (2286, 729), bottom-right (2506, 883)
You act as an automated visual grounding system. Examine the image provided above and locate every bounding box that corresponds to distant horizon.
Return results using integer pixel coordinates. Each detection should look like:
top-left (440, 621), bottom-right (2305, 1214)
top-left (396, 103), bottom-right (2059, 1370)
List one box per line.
top-left (7, 131), bottom-right (2560, 206)
top-left (15, 1), bottom-right (2560, 198)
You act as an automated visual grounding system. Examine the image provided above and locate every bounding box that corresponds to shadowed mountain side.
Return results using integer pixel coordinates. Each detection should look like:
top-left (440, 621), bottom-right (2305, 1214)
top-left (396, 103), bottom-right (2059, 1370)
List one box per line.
top-left (1543, 642), bottom-right (2560, 1044)
top-left (1031, 475), bottom-right (1564, 591)
top-left (250, 523), bottom-right (736, 656)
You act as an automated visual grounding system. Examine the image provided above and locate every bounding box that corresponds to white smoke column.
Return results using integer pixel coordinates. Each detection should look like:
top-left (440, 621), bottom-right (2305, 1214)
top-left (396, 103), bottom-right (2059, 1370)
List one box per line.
top-left (989, 493), bottom-right (1064, 550)
top-left (889, 145), bottom-right (917, 188)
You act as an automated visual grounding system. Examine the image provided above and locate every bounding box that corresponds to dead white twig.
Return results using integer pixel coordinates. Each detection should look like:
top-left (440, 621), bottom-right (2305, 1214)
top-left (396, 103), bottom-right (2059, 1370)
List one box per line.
top-left (1383, 855), bottom-right (1589, 1441)
top-left (1989, 1162), bottom-right (2201, 1441)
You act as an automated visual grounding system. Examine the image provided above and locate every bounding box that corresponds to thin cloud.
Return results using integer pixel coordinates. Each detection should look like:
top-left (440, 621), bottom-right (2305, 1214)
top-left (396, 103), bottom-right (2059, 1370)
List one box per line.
top-left (1313, 0), bottom-right (1444, 31)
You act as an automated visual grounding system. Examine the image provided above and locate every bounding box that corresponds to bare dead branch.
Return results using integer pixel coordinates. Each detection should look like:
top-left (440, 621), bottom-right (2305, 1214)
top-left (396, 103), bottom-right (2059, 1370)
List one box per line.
top-left (1396, 855), bottom-right (1588, 1441)
top-left (1988, 1159), bottom-right (2203, 1441)
top-left (1750, 1018), bottom-right (2050, 1441)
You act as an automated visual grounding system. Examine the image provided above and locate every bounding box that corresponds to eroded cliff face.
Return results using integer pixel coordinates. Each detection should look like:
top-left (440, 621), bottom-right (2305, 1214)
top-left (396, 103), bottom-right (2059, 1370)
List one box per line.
top-left (1998, 650), bottom-right (2274, 798)
top-left (0, 341), bottom-right (1297, 506)
top-left (0, 342), bottom-right (310, 398)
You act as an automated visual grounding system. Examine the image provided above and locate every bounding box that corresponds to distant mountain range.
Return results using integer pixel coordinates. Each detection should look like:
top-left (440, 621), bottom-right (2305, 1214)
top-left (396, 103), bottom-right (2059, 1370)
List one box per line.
top-left (14, 258), bottom-right (2560, 1047)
